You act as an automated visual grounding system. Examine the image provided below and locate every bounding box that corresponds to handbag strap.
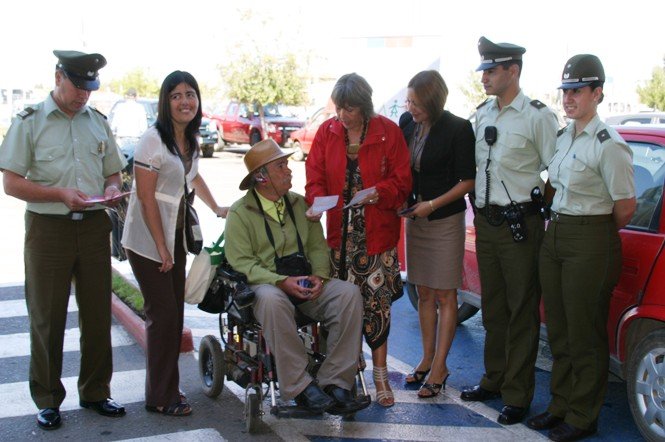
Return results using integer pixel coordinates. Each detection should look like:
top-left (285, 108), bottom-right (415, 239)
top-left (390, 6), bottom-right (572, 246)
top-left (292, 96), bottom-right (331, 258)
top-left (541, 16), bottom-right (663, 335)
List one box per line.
top-left (251, 189), bottom-right (305, 257)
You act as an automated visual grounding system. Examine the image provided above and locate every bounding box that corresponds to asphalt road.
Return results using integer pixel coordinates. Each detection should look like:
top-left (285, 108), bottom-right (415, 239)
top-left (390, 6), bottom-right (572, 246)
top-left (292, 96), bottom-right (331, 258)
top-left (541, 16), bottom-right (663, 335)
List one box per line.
top-left (0, 145), bottom-right (644, 441)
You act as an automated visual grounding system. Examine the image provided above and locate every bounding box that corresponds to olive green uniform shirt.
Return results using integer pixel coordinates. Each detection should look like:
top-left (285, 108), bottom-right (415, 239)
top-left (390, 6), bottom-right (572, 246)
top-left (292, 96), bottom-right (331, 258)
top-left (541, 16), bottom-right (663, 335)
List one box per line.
top-left (549, 115), bottom-right (634, 215)
top-left (0, 93), bottom-right (126, 214)
top-left (474, 91), bottom-right (559, 206)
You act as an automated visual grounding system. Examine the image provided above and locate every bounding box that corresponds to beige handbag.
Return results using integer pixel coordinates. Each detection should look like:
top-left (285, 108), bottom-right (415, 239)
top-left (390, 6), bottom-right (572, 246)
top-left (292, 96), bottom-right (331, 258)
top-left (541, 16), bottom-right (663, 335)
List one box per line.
top-left (184, 232), bottom-right (224, 304)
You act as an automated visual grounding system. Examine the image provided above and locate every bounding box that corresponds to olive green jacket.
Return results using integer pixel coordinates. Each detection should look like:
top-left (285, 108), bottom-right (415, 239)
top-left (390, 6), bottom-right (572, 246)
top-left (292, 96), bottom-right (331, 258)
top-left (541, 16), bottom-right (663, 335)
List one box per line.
top-left (224, 190), bottom-right (330, 285)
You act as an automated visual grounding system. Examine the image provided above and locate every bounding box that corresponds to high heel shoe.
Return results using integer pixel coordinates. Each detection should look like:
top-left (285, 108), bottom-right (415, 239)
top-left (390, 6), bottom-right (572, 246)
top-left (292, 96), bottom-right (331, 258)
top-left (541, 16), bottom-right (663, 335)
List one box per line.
top-left (373, 366), bottom-right (395, 407)
top-left (405, 368), bottom-right (431, 385)
top-left (417, 373), bottom-right (449, 399)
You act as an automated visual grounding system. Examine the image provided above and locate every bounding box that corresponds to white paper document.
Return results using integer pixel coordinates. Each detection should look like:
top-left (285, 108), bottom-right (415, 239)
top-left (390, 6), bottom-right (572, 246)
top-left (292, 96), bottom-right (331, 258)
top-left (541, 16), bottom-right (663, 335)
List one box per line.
top-left (343, 187), bottom-right (374, 209)
top-left (311, 195), bottom-right (339, 214)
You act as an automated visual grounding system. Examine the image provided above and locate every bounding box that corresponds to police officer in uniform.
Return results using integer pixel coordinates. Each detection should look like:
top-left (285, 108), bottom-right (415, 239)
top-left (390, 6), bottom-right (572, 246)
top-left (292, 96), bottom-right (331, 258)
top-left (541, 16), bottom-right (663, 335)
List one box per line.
top-left (527, 55), bottom-right (635, 441)
top-left (460, 37), bottom-right (559, 426)
top-left (0, 50), bottom-right (127, 430)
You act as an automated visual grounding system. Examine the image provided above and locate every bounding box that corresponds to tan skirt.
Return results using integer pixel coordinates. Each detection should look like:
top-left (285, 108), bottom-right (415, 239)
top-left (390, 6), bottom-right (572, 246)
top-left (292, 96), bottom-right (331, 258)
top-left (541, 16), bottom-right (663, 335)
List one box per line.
top-left (405, 211), bottom-right (465, 290)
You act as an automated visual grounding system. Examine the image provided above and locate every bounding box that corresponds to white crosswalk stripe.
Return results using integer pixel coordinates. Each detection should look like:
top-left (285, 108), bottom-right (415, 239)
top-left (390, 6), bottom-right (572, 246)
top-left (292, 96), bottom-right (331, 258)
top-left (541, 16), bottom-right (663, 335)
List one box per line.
top-left (0, 297), bottom-right (78, 318)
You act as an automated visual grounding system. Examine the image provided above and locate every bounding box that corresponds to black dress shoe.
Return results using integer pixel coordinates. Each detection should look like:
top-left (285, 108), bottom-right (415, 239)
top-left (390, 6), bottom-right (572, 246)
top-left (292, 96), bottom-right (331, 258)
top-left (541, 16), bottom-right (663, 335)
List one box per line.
top-left (498, 405), bottom-right (528, 425)
top-left (294, 381), bottom-right (334, 414)
top-left (37, 408), bottom-right (61, 430)
top-left (80, 398), bottom-right (126, 417)
top-left (460, 384), bottom-right (500, 402)
top-left (323, 385), bottom-right (371, 415)
top-left (527, 411), bottom-right (564, 430)
top-left (548, 422), bottom-right (597, 441)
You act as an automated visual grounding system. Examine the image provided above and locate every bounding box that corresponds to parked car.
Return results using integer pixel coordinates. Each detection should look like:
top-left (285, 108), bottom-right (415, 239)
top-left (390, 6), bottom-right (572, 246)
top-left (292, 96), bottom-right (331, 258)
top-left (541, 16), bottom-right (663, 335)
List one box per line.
top-left (198, 117), bottom-right (219, 158)
top-left (286, 106), bottom-right (336, 161)
top-left (398, 125), bottom-right (665, 441)
top-left (605, 112), bottom-right (665, 126)
top-left (217, 101), bottom-right (304, 147)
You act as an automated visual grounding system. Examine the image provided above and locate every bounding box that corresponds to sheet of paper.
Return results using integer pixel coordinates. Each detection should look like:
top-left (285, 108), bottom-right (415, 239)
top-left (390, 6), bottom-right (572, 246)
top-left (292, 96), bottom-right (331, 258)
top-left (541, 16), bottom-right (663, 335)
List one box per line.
top-left (343, 187), bottom-right (374, 209)
top-left (311, 195), bottom-right (339, 214)
top-left (84, 191), bottom-right (133, 204)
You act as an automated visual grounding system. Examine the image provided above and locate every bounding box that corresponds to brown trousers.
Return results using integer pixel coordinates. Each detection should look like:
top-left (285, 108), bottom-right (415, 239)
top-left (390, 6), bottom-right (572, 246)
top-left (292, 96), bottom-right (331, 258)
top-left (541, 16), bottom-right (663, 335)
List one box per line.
top-left (252, 278), bottom-right (363, 399)
top-left (127, 230), bottom-right (186, 407)
top-left (24, 211), bottom-right (113, 408)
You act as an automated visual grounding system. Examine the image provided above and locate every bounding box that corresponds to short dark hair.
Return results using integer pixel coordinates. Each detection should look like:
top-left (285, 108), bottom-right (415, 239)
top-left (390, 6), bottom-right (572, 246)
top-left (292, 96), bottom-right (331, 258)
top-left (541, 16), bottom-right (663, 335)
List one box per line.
top-left (155, 70), bottom-right (202, 159)
top-left (499, 60), bottom-right (523, 77)
top-left (331, 73), bottom-right (375, 119)
top-left (408, 70), bottom-right (448, 122)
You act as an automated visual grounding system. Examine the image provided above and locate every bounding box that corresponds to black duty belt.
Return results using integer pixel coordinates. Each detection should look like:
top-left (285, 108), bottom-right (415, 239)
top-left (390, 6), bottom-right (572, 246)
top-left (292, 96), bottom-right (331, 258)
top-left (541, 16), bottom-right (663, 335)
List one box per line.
top-left (549, 212), bottom-right (613, 225)
top-left (476, 201), bottom-right (539, 220)
top-left (30, 210), bottom-right (104, 221)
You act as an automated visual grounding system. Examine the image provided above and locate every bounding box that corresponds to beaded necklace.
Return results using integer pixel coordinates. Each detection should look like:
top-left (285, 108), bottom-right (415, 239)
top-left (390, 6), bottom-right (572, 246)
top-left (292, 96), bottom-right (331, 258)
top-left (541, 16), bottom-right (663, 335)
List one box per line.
top-left (344, 119), bottom-right (368, 155)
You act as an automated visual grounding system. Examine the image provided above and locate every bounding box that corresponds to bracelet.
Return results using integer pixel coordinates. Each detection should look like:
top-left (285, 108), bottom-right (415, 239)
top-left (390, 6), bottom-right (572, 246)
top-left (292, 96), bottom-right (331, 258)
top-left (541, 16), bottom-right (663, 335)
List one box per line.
top-left (429, 200), bottom-right (435, 212)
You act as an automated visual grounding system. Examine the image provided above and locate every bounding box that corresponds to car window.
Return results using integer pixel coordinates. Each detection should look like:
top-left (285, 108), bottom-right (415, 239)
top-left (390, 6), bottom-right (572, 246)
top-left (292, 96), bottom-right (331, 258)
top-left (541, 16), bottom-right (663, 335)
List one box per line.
top-left (627, 141), bottom-right (665, 230)
top-left (623, 118), bottom-right (653, 125)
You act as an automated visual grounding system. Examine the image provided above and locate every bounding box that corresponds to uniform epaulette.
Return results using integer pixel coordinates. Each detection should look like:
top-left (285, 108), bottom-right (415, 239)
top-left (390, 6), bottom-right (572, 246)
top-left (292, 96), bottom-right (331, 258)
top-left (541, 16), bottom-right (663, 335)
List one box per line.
top-left (90, 106), bottom-right (107, 120)
top-left (16, 107), bottom-right (35, 120)
top-left (557, 127), bottom-right (566, 137)
top-left (597, 129), bottom-right (610, 143)
top-left (476, 98), bottom-right (490, 110)
top-left (530, 99), bottom-right (546, 110)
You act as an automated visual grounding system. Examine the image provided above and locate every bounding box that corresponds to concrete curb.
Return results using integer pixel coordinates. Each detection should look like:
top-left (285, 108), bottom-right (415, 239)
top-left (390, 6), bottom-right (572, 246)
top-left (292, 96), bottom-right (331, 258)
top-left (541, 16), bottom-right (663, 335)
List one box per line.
top-left (111, 268), bottom-right (194, 353)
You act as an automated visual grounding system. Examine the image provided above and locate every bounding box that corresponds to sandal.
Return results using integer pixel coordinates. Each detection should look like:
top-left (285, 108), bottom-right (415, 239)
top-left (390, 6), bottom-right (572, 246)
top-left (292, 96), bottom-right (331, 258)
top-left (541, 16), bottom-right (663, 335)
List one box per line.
top-left (145, 401), bottom-right (192, 416)
top-left (179, 389), bottom-right (187, 403)
top-left (373, 366), bottom-right (395, 408)
top-left (405, 368), bottom-right (431, 385)
top-left (417, 373), bottom-right (449, 399)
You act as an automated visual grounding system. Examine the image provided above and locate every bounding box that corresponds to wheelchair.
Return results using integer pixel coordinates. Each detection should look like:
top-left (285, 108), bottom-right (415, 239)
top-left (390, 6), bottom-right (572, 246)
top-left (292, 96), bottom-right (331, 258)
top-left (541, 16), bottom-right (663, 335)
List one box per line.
top-left (197, 262), bottom-right (371, 433)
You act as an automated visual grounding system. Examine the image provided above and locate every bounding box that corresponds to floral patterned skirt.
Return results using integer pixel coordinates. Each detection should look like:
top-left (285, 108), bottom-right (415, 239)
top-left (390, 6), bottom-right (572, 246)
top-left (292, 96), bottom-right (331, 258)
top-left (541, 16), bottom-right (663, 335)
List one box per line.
top-left (330, 211), bottom-right (402, 350)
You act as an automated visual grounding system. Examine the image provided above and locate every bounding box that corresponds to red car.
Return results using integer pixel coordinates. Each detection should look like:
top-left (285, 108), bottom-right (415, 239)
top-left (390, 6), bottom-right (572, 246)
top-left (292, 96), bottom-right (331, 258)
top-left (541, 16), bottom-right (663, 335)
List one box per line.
top-left (286, 106), bottom-right (336, 161)
top-left (214, 101), bottom-right (304, 147)
top-left (399, 125), bottom-right (665, 441)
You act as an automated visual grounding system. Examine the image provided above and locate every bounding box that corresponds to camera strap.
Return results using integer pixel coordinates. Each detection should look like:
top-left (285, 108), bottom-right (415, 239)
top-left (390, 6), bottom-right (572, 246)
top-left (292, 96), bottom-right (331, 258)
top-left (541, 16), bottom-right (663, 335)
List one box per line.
top-left (251, 190), bottom-right (306, 258)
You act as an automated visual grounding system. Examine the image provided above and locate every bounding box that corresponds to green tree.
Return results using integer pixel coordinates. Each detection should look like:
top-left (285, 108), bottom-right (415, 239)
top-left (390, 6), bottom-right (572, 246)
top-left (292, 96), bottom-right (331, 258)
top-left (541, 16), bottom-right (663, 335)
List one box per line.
top-left (637, 63), bottom-right (665, 111)
top-left (108, 68), bottom-right (160, 98)
top-left (459, 70), bottom-right (487, 116)
top-left (221, 53), bottom-right (307, 138)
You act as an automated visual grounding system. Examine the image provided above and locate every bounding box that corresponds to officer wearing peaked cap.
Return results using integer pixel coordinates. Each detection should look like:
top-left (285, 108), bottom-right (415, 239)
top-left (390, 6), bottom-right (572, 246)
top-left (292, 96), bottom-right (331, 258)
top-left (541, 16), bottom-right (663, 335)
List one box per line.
top-left (53, 50), bottom-right (107, 91)
top-left (475, 36), bottom-right (526, 71)
top-left (460, 36), bottom-right (559, 426)
top-left (529, 54), bottom-right (636, 441)
top-left (0, 50), bottom-right (127, 430)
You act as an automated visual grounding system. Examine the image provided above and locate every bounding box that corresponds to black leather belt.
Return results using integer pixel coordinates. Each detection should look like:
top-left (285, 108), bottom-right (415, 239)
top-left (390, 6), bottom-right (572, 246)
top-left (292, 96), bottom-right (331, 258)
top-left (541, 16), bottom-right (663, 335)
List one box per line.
top-left (30, 211), bottom-right (103, 221)
top-left (476, 201), bottom-right (539, 219)
top-left (549, 211), bottom-right (613, 225)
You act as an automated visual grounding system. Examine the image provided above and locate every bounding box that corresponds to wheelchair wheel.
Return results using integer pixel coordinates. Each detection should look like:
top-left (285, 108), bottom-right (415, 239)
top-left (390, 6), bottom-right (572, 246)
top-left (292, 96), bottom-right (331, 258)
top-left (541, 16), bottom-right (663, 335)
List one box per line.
top-left (199, 335), bottom-right (225, 397)
top-left (245, 391), bottom-right (261, 433)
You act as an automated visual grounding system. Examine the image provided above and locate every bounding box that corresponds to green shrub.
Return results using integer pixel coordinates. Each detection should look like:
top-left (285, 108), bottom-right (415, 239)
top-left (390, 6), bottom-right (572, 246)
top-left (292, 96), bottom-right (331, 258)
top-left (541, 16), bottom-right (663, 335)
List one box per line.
top-left (112, 269), bottom-right (145, 320)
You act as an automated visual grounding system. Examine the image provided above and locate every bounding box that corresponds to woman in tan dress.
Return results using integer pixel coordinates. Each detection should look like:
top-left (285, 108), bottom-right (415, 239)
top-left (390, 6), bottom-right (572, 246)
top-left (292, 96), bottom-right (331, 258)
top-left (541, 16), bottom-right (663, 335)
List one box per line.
top-left (398, 70), bottom-right (475, 398)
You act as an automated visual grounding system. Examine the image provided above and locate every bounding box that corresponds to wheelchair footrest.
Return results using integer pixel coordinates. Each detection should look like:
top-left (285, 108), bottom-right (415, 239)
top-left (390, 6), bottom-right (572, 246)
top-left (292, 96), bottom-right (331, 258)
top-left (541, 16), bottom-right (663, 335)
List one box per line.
top-left (270, 404), bottom-right (322, 419)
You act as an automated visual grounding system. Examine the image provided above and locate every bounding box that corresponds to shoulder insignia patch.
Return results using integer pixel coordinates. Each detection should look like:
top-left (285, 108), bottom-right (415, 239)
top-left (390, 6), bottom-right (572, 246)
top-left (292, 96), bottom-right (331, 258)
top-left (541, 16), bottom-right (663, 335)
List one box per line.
top-left (557, 127), bottom-right (566, 137)
top-left (17, 107), bottom-right (35, 120)
top-left (530, 99), bottom-right (546, 110)
top-left (597, 129), bottom-right (610, 143)
top-left (90, 106), bottom-right (107, 120)
top-left (476, 98), bottom-right (490, 110)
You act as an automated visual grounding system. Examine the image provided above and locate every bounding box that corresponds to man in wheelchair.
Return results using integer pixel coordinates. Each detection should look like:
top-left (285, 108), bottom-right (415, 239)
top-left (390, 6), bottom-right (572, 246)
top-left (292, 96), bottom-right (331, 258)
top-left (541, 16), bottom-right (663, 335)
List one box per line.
top-left (224, 139), bottom-right (369, 416)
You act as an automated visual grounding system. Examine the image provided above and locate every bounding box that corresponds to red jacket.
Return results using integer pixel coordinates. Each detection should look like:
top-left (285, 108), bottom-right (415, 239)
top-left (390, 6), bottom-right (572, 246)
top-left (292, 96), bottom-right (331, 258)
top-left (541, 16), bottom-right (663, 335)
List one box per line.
top-left (305, 115), bottom-right (412, 255)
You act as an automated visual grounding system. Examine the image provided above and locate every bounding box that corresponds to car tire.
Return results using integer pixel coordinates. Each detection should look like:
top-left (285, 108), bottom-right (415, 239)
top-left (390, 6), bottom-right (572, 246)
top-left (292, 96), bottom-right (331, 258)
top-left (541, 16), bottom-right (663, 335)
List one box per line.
top-left (291, 141), bottom-right (305, 161)
top-left (250, 131), bottom-right (262, 146)
top-left (201, 144), bottom-right (214, 158)
top-left (627, 328), bottom-right (665, 441)
top-left (405, 280), bottom-right (480, 325)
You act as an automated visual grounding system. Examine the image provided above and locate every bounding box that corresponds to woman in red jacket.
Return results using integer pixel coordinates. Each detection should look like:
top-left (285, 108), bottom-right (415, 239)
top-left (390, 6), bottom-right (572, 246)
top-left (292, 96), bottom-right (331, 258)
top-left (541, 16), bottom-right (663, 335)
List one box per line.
top-left (305, 73), bottom-right (412, 407)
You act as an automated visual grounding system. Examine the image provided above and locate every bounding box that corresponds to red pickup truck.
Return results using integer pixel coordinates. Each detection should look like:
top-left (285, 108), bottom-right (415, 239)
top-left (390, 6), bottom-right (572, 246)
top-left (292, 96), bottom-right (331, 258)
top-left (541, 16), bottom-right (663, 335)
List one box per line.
top-left (211, 101), bottom-right (304, 147)
top-left (398, 125), bottom-right (665, 441)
